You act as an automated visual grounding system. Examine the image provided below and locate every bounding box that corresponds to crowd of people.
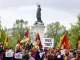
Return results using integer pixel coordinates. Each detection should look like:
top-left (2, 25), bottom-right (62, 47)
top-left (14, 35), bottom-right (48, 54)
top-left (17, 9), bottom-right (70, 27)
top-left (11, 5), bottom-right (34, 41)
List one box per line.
top-left (0, 43), bottom-right (80, 60)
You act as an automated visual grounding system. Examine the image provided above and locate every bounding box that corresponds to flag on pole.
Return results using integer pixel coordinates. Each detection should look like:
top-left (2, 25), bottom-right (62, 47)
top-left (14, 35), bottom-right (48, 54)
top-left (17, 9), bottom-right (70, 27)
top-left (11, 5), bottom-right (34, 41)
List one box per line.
top-left (21, 29), bottom-right (29, 43)
top-left (35, 33), bottom-right (43, 49)
top-left (4, 32), bottom-right (8, 47)
top-left (25, 29), bottom-right (29, 38)
top-left (76, 36), bottom-right (80, 48)
top-left (16, 34), bottom-right (21, 46)
top-left (0, 31), bottom-right (1, 38)
top-left (58, 33), bottom-right (70, 50)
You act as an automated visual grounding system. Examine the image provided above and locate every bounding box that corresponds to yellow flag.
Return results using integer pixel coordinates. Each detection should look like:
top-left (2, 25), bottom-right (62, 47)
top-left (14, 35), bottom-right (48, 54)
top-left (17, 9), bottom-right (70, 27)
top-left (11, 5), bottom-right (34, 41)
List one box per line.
top-left (0, 31), bottom-right (1, 38)
top-left (4, 32), bottom-right (8, 47)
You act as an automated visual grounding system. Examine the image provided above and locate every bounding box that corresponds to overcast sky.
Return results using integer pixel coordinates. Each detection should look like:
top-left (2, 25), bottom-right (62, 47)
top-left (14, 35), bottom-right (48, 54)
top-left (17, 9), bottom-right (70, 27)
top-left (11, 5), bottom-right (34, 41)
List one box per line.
top-left (0, 0), bottom-right (80, 29)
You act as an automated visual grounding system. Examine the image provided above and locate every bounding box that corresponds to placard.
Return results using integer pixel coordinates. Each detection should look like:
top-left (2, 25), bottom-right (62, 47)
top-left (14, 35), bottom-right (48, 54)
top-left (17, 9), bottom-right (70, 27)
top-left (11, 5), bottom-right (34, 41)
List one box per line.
top-left (5, 51), bottom-right (14, 57)
top-left (15, 53), bottom-right (22, 59)
top-left (60, 49), bottom-right (65, 55)
top-left (43, 38), bottom-right (54, 47)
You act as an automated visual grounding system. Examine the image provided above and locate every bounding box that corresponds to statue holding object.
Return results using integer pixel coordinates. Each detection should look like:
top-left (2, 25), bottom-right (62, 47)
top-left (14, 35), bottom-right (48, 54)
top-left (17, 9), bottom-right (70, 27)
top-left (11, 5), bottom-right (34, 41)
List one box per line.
top-left (35, 4), bottom-right (44, 25)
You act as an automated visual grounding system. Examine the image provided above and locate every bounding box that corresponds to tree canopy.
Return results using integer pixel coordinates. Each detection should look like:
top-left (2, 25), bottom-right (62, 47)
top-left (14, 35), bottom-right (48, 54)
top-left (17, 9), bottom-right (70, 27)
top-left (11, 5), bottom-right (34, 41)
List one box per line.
top-left (12, 19), bottom-right (28, 39)
top-left (45, 21), bottom-right (66, 48)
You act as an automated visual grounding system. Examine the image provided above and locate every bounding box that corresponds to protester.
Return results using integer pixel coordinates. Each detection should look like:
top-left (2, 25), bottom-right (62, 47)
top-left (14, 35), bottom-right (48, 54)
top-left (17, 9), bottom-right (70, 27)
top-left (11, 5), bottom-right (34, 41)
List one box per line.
top-left (57, 52), bottom-right (63, 60)
top-left (1, 41), bottom-right (80, 60)
top-left (71, 52), bottom-right (76, 60)
top-left (35, 49), bottom-right (40, 60)
top-left (5, 48), bottom-right (13, 60)
top-left (76, 48), bottom-right (80, 60)
top-left (0, 47), bottom-right (4, 60)
top-left (39, 49), bottom-right (45, 60)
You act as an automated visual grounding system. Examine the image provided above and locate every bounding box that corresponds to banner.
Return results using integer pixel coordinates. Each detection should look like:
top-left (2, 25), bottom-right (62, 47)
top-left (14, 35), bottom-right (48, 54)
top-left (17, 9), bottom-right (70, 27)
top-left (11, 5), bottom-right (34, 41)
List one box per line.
top-left (60, 49), bottom-right (66, 55)
top-left (15, 53), bottom-right (22, 59)
top-left (5, 51), bottom-right (14, 57)
top-left (43, 38), bottom-right (54, 48)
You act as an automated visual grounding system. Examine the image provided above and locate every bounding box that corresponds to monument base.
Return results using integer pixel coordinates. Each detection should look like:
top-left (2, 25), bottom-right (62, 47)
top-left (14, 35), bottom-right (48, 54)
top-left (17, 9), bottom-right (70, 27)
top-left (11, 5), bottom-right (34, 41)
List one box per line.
top-left (31, 24), bottom-right (45, 43)
top-left (34, 21), bottom-right (44, 25)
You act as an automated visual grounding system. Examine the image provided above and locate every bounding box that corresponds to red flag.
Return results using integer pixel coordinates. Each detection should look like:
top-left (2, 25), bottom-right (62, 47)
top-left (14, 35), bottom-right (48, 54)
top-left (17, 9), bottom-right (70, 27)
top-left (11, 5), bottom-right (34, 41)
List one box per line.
top-left (25, 29), bottom-right (29, 38)
top-left (76, 36), bottom-right (80, 48)
top-left (35, 33), bottom-right (43, 49)
top-left (59, 33), bottom-right (70, 50)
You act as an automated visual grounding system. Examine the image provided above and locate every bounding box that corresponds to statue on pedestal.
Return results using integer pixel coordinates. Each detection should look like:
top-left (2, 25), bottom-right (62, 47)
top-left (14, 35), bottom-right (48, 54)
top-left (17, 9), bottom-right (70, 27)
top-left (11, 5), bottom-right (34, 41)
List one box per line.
top-left (34, 4), bottom-right (44, 25)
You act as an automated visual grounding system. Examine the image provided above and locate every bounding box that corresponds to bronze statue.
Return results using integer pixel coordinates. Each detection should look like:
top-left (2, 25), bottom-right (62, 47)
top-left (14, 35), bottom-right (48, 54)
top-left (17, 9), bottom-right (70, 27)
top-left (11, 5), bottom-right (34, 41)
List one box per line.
top-left (36, 4), bottom-right (42, 22)
top-left (35, 4), bottom-right (44, 25)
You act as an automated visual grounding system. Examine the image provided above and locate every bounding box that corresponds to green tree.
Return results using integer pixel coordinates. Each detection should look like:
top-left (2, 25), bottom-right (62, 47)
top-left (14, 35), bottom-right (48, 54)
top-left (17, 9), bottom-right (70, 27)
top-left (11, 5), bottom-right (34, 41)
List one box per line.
top-left (12, 19), bottom-right (28, 39)
top-left (0, 20), bottom-right (6, 43)
top-left (45, 22), bottom-right (66, 48)
top-left (8, 19), bottom-right (28, 49)
top-left (68, 14), bottom-right (80, 49)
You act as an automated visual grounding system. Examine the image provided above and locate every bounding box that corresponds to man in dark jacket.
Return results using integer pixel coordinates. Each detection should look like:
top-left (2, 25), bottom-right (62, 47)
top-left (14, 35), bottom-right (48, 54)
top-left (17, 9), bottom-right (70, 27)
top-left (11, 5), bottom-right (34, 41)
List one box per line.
top-left (47, 54), bottom-right (54, 60)
top-left (35, 50), bottom-right (40, 60)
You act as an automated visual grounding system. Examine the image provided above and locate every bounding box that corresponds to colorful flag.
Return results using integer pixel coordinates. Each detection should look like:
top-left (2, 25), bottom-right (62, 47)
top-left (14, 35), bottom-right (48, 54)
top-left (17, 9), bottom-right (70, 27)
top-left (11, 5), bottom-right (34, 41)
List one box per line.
top-left (21, 29), bottom-right (29, 43)
top-left (0, 31), bottom-right (1, 38)
top-left (4, 32), bottom-right (8, 47)
top-left (0, 54), bottom-right (3, 59)
top-left (76, 36), bottom-right (80, 48)
top-left (35, 33), bottom-right (43, 49)
top-left (25, 29), bottom-right (29, 38)
top-left (58, 33), bottom-right (70, 50)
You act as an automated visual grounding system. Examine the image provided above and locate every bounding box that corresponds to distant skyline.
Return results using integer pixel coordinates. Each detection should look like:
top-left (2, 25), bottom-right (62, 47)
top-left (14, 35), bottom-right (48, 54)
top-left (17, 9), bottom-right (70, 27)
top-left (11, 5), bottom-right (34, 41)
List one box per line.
top-left (0, 0), bottom-right (80, 29)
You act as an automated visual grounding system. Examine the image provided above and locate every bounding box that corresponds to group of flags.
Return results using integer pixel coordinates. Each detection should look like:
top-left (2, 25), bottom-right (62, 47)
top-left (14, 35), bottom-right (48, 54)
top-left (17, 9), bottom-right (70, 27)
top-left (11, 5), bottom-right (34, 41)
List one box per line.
top-left (16, 29), bottom-right (29, 47)
top-left (58, 33), bottom-right (80, 50)
top-left (15, 28), bottom-right (43, 49)
top-left (17, 28), bottom-right (43, 49)
top-left (0, 29), bottom-right (80, 50)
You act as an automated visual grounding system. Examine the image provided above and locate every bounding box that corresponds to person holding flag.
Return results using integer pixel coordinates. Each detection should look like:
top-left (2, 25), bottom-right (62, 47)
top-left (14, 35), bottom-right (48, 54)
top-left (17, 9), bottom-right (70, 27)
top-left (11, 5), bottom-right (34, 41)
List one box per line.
top-left (15, 33), bottom-right (21, 53)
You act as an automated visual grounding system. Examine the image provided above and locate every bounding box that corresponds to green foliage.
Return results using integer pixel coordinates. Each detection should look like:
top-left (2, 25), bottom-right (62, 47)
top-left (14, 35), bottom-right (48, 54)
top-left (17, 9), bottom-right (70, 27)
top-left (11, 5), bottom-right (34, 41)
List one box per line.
top-left (68, 14), bottom-right (80, 49)
top-left (12, 19), bottom-right (28, 39)
top-left (8, 36), bottom-right (17, 49)
top-left (7, 19), bottom-right (28, 49)
top-left (45, 22), bottom-right (66, 48)
top-left (0, 20), bottom-right (6, 43)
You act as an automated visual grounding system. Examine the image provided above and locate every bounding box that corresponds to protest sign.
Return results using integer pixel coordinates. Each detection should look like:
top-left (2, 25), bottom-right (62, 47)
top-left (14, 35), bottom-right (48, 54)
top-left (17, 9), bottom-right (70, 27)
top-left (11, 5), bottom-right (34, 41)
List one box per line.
top-left (60, 49), bottom-right (66, 55)
top-left (43, 38), bottom-right (54, 47)
top-left (15, 53), bottom-right (22, 59)
top-left (5, 51), bottom-right (14, 57)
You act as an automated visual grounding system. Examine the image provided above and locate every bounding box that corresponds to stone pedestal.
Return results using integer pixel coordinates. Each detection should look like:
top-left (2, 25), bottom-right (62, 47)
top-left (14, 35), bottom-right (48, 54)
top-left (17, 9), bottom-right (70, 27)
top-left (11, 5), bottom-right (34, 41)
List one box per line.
top-left (31, 24), bottom-right (45, 44)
